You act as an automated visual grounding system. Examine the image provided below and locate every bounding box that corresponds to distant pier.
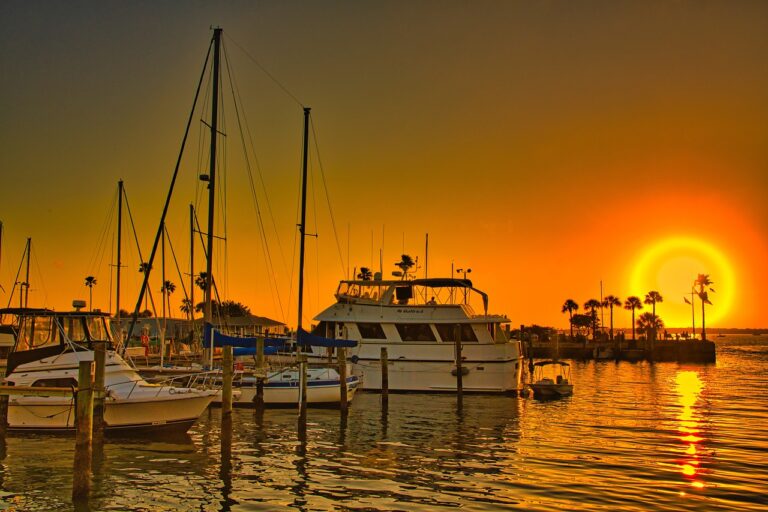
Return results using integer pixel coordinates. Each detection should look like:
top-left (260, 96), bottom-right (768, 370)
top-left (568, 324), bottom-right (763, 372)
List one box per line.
top-left (526, 336), bottom-right (716, 363)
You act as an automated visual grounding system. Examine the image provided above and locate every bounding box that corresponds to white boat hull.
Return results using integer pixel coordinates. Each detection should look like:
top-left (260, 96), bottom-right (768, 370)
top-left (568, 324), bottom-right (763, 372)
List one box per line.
top-left (226, 376), bottom-right (360, 406)
top-left (530, 383), bottom-right (573, 398)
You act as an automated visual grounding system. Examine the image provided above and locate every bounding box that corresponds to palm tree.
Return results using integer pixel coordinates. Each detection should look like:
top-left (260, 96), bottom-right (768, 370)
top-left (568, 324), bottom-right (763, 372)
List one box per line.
top-left (84, 276), bottom-right (97, 311)
top-left (623, 296), bottom-right (643, 340)
top-left (561, 299), bottom-right (579, 338)
top-left (636, 312), bottom-right (664, 339)
top-left (195, 271), bottom-right (209, 292)
top-left (602, 295), bottom-right (621, 340)
top-left (161, 280), bottom-right (176, 319)
top-left (694, 274), bottom-right (714, 341)
top-left (584, 299), bottom-right (602, 339)
top-left (644, 291), bottom-right (663, 342)
top-left (138, 262), bottom-right (152, 310)
top-left (357, 267), bottom-right (373, 281)
top-left (180, 298), bottom-right (193, 320)
top-left (394, 254), bottom-right (415, 279)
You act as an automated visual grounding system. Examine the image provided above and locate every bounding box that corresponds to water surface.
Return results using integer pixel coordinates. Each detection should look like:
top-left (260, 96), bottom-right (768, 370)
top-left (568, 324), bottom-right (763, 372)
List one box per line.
top-left (1, 335), bottom-right (766, 511)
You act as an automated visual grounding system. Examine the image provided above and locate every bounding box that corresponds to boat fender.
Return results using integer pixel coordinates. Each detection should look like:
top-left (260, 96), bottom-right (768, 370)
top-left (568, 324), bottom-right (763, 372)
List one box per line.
top-left (451, 367), bottom-right (470, 377)
top-left (350, 355), bottom-right (359, 364)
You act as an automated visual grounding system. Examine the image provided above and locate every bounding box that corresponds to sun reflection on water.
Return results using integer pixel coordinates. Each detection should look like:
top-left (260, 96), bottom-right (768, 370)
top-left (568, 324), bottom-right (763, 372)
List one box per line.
top-left (675, 370), bottom-right (705, 489)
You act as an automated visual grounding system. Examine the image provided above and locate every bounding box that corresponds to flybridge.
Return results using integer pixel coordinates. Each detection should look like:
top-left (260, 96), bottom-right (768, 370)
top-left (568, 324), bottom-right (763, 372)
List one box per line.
top-left (334, 277), bottom-right (491, 315)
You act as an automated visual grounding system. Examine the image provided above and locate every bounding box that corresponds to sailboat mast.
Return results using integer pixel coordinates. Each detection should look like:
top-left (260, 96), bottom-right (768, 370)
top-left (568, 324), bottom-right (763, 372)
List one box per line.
top-left (116, 180), bottom-right (123, 324)
top-left (189, 204), bottom-right (195, 321)
top-left (204, 27), bottom-right (222, 327)
top-left (297, 107), bottom-right (311, 334)
top-left (23, 238), bottom-right (31, 308)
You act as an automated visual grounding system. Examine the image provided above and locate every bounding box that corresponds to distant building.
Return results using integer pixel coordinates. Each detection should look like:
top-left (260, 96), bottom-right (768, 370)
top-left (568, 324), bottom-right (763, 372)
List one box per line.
top-left (113, 314), bottom-right (287, 342)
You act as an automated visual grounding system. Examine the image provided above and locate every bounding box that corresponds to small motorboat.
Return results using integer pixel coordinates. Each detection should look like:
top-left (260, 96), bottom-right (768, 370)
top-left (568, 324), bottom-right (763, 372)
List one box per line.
top-left (529, 360), bottom-right (574, 399)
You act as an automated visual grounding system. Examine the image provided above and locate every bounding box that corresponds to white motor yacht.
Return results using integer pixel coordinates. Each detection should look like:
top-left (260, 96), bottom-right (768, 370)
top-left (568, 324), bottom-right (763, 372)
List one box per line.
top-left (308, 277), bottom-right (524, 394)
top-left (1, 308), bottom-right (217, 434)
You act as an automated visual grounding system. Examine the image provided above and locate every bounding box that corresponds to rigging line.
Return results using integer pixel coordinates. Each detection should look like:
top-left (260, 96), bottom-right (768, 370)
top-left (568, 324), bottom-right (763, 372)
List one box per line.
top-left (222, 44), bottom-right (285, 322)
top-left (86, 187), bottom-right (118, 276)
top-left (30, 248), bottom-right (49, 307)
top-left (310, 116), bottom-right (347, 278)
top-left (163, 224), bottom-right (190, 308)
top-left (225, 43), bottom-right (290, 278)
top-left (224, 33), bottom-right (304, 108)
top-left (309, 150), bottom-right (321, 319)
top-left (126, 36), bottom-right (214, 346)
top-left (5, 243), bottom-right (27, 308)
top-left (192, 211), bottom-right (225, 316)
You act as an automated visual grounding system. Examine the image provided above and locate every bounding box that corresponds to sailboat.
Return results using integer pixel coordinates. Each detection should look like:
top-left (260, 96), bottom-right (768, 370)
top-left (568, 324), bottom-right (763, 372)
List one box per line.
top-left (207, 106), bottom-right (360, 407)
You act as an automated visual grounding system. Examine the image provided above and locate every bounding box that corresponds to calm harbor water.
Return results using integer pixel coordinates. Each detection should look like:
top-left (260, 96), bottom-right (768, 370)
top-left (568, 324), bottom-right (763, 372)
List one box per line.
top-left (1, 335), bottom-right (766, 511)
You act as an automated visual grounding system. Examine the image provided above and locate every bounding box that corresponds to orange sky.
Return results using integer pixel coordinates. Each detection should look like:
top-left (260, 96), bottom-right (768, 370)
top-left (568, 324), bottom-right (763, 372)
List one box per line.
top-left (1, 1), bottom-right (767, 329)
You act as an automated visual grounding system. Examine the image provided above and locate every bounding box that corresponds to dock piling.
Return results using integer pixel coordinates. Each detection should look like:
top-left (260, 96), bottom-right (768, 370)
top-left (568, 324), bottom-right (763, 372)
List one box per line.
top-left (298, 354), bottom-right (308, 435)
top-left (338, 347), bottom-right (348, 413)
top-left (380, 347), bottom-right (389, 407)
top-left (253, 337), bottom-right (265, 410)
top-left (222, 346), bottom-right (233, 417)
top-left (92, 340), bottom-right (106, 444)
top-left (73, 360), bottom-right (94, 500)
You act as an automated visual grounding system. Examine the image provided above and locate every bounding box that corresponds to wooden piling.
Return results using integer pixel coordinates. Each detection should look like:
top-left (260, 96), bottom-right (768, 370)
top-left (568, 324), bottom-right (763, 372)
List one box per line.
top-left (0, 365), bottom-right (8, 437)
top-left (454, 325), bottom-right (463, 398)
top-left (73, 360), bottom-right (94, 500)
top-left (298, 354), bottom-right (308, 434)
top-left (222, 346), bottom-right (233, 417)
top-left (380, 347), bottom-right (389, 406)
top-left (253, 337), bottom-right (265, 410)
top-left (338, 347), bottom-right (348, 413)
top-left (92, 341), bottom-right (106, 444)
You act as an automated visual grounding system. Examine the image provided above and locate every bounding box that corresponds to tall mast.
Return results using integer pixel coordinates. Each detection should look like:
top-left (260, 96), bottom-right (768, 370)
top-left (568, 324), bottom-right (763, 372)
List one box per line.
top-left (297, 107), bottom-right (311, 335)
top-left (116, 180), bottom-right (123, 324)
top-left (204, 27), bottom-right (222, 328)
top-left (189, 203), bottom-right (195, 321)
top-left (23, 238), bottom-right (31, 308)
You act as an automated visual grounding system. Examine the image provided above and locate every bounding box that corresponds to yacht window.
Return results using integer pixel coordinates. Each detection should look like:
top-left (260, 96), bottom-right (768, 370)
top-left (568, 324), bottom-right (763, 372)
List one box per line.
top-left (32, 378), bottom-right (77, 388)
top-left (62, 317), bottom-right (87, 342)
top-left (30, 316), bottom-right (56, 349)
top-left (86, 317), bottom-right (109, 341)
top-left (357, 323), bottom-right (386, 339)
top-left (435, 323), bottom-right (478, 342)
top-left (395, 324), bottom-right (436, 342)
top-left (395, 286), bottom-right (413, 305)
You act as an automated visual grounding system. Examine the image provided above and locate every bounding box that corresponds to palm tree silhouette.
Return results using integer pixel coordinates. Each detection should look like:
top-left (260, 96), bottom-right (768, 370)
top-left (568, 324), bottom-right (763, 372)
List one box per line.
top-left (623, 296), bottom-right (643, 340)
top-left (395, 254), bottom-right (415, 279)
top-left (84, 276), bottom-right (97, 312)
top-left (561, 299), bottom-right (579, 338)
top-left (161, 280), bottom-right (176, 319)
top-left (195, 272), bottom-right (208, 292)
top-left (357, 267), bottom-right (373, 281)
top-left (644, 291), bottom-right (663, 342)
top-left (602, 295), bottom-right (621, 340)
top-left (584, 299), bottom-right (602, 339)
top-left (694, 274), bottom-right (714, 340)
top-left (180, 298), bottom-right (193, 320)
top-left (636, 312), bottom-right (664, 339)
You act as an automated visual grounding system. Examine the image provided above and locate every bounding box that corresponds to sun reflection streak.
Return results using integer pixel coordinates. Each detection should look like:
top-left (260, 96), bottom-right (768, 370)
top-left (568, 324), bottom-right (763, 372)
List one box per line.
top-left (675, 371), bottom-right (705, 489)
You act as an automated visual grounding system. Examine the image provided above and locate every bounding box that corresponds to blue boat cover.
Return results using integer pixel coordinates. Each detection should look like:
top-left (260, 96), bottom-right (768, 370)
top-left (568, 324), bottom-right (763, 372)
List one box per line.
top-left (233, 346), bottom-right (280, 357)
top-left (297, 328), bottom-right (357, 348)
top-left (204, 323), bottom-right (288, 349)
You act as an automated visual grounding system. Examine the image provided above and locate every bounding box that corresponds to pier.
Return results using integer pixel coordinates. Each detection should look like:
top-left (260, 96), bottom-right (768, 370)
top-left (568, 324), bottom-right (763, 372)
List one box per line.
top-left (526, 335), bottom-right (716, 363)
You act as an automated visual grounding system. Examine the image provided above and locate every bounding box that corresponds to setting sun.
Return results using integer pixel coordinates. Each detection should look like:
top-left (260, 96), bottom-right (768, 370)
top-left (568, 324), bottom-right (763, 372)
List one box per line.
top-left (629, 237), bottom-right (735, 327)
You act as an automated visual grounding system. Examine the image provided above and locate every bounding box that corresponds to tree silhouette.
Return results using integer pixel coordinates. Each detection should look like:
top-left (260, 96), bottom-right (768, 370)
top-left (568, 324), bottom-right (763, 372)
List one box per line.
top-left (180, 298), bottom-right (193, 320)
top-left (84, 276), bottom-right (97, 312)
top-left (394, 254), bottom-right (415, 279)
top-left (623, 296), bottom-right (643, 340)
top-left (195, 271), bottom-right (209, 291)
top-left (561, 299), bottom-right (579, 338)
top-left (161, 280), bottom-right (176, 319)
top-left (584, 299), bottom-right (602, 339)
top-left (694, 274), bottom-right (714, 340)
top-left (644, 291), bottom-right (663, 342)
top-left (602, 295), bottom-right (621, 340)
top-left (636, 312), bottom-right (663, 339)
top-left (357, 267), bottom-right (373, 281)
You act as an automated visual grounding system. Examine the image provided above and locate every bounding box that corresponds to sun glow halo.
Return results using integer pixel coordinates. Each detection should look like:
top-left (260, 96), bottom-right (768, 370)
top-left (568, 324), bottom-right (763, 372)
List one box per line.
top-left (630, 237), bottom-right (734, 327)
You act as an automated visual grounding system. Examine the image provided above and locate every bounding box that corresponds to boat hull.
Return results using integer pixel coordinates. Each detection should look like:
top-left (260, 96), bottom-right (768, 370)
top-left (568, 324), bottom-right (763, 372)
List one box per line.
top-left (530, 383), bottom-right (573, 399)
top-left (214, 376), bottom-right (360, 407)
top-left (7, 391), bottom-right (215, 433)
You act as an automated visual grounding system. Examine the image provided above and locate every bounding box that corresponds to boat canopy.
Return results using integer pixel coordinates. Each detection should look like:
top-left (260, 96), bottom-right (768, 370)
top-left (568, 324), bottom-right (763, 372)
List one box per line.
top-left (533, 360), bottom-right (571, 366)
top-left (204, 323), bottom-right (288, 349)
top-left (297, 328), bottom-right (357, 348)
